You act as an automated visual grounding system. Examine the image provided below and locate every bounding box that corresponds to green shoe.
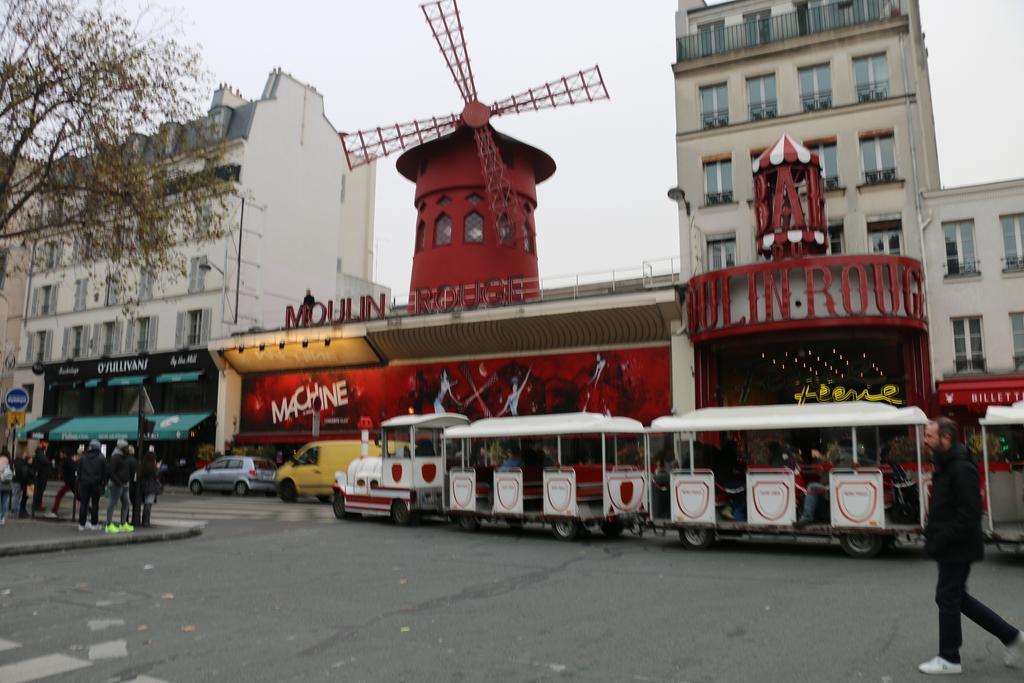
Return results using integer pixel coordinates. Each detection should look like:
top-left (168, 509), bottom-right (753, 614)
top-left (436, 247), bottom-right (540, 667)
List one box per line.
top-left (105, 523), bottom-right (120, 534)
top-left (119, 523), bottom-right (134, 532)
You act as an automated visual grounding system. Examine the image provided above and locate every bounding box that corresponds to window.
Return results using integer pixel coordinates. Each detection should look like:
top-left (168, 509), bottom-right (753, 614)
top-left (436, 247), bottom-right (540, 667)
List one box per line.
top-left (36, 285), bottom-right (54, 315)
top-left (860, 134), bottom-right (896, 184)
top-left (523, 220), bottom-right (533, 253)
top-left (952, 317), bottom-right (985, 373)
top-left (73, 279), bottom-right (87, 311)
top-left (1012, 313), bottom-right (1024, 371)
top-left (799, 64), bottom-right (832, 111)
top-left (828, 221), bottom-right (844, 254)
top-left (138, 272), bottom-right (154, 302)
top-left (497, 215), bottom-right (513, 245)
top-left (466, 193), bottom-right (482, 205)
top-left (707, 235), bottom-right (736, 270)
top-left (188, 256), bottom-right (207, 293)
top-left (0, 250), bottom-right (7, 289)
top-left (70, 326), bottom-right (84, 359)
top-left (811, 142), bottom-right (840, 190)
top-left (868, 220), bottom-right (901, 255)
top-left (699, 84), bottom-right (728, 129)
top-left (136, 317), bottom-right (152, 353)
top-left (43, 242), bottom-right (60, 270)
top-left (853, 54), bottom-right (889, 101)
top-left (434, 214), bottom-right (452, 246)
top-left (104, 278), bottom-right (119, 307)
top-left (942, 221), bottom-right (978, 276)
top-left (186, 309), bottom-right (203, 347)
top-left (464, 212), bottom-right (484, 243)
top-left (747, 75), bottom-right (777, 120)
top-left (1002, 214), bottom-right (1024, 271)
top-left (30, 330), bottom-right (48, 362)
top-left (703, 159), bottom-right (733, 205)
top-left (416, 221), bottom-right (426, 251)
top-left (742, 10), bottom-right (771, 46)
top-left (697, 20), bottom-right (725, 56)
top-left (101, 321), bottom-right (116, 356)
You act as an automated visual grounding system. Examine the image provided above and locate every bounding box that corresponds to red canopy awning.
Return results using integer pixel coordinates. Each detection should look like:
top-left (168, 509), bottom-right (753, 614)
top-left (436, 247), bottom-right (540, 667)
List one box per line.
top-left (937, 377), bottom-right (1024, 410)
top-left (752, 133), bottom-right (820, 172)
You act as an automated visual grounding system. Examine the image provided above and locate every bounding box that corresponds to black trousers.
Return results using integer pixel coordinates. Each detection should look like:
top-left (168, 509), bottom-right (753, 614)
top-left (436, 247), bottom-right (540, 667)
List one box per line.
top-left (32, 479), bottom-right (47, 513)
top-left (78, 482), bottom-right (101, 527)
top-left (935, 561), bottom-right (1019, 663)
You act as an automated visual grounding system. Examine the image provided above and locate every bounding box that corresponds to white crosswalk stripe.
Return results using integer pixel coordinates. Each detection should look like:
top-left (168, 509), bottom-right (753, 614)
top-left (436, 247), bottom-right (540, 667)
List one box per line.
top-left (0, 653), bottom-right (91, 683)
top-left (150, 497), bottom-right (336, 525)
top-left (0, 638), bottom-right (21, 652)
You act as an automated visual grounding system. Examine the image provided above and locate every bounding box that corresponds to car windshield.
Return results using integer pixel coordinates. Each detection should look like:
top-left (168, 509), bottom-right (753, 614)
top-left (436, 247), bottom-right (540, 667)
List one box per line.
top-left (254, 460), bottom-right (275, 470)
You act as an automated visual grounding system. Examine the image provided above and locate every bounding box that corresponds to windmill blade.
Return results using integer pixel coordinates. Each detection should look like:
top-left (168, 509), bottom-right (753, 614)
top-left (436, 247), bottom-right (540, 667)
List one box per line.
top-left (421, 0), bottom-right (478, 104)
top-left (490, 65), bottom-right (609, 118)
top-left (340, 114), bottom-right (461, 169)
top-left (473, 127), bottom-right (527, 246)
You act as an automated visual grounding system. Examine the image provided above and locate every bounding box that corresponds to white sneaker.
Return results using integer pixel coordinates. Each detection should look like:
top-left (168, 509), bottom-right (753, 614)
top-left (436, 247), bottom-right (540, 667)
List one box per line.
top-left (46, 511), bottom-right (58, 519)
top-left (84, 522), bottom-right (96, 531)
top-left (1005, 631), bottom-right (1024, 668)
top-left (918, 656), bottom-right (962, 675)
top-left (78, 524), bottom-right (86, 531)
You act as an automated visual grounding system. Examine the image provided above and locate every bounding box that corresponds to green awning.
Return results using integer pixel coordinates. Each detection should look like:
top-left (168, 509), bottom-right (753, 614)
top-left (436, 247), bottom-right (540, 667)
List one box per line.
top-left (84, 378), bottom-right (103, 388)
top-left (155, 371), bottom-right (203, 384)
top-left (17, 417), bottom-right (70, 440)
top-left (47, 412), bottom-right (212, 442)
top-left (107, 375), bottom-right (146, 386)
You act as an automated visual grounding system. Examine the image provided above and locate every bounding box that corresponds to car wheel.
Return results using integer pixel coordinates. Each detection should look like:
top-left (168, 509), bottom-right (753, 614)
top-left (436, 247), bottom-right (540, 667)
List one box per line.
top-left (600, 519), bottom-right (626, 538)
top-left (189, 480), bottom-right (203, 496)
top-left (678, 527), bottom-right (714, 550)
top-left (278, 480), bottom-right (297, 503)
top-left (839, 533), bottom-right (884, 559)
top-left (390, 499), bottom-right (411, 526)
top-left (317, 495), bottom-right (331, 503)
top-left (551, 518), bottom-right (580, 541)
top-left (234, 481), bottom-right (249, 497)
top-left (457, 514), bottom-right (480, 532)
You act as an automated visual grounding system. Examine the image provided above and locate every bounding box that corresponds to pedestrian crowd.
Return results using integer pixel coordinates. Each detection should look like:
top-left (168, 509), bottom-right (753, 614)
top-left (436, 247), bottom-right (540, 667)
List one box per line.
top-left (0, 440), bottom-right (163, 532)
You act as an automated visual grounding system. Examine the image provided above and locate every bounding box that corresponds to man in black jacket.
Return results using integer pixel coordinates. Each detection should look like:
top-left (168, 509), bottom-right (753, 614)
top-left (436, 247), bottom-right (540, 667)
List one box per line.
top-left (105, 440), bottom-right (132, 533)
top-left (77, 440), bottom-right (107, 530)
top-left (919, 417), bottom-right (1023, 675)
top-left (31, 446), bottom-right (50, 516)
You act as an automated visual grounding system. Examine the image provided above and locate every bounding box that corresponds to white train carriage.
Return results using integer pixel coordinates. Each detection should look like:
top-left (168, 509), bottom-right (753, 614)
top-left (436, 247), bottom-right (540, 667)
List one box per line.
top-left (648, 402), bottom-right (928, 558)
top-left (332, 413), bottom-right (469, 525)
top-left (980, 400), bottom-right (1024, 547)
top-left (444, 412), bottom-right (648, 541)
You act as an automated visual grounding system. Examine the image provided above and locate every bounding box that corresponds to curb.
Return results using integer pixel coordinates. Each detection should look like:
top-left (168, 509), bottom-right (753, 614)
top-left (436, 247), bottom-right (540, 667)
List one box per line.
top-left (0, 523), bottom-right (205, 558)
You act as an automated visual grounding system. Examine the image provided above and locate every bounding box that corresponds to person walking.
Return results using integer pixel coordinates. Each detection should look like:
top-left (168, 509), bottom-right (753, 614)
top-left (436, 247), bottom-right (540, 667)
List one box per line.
top-left (49, 447), bottom-right (81, 519)
top-left (0, 450), bottom-right (13, 526)
top-left (138, 450), bottom-right (161, 528)
top-left (77, 440), bottom-right (106, 531)
top-left (31, 446), bottom-right (51, 517)
top-left (918, 417), bottom-right (1023, 675)
top-left (125, 445), bottom-right (140, 526)
top-left (12, 449), bottom-right (30, 519)
top-left (104, 439), bottom-right (133, 533)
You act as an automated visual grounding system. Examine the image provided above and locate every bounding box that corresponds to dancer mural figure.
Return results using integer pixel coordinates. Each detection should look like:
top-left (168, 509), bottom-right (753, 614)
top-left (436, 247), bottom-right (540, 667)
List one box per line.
top-left (498, 368), bottom-right (533, 417)
top-left (582, 353), bottom-right (607, 412)
top-left (433, 368), bottom-right (463, 413)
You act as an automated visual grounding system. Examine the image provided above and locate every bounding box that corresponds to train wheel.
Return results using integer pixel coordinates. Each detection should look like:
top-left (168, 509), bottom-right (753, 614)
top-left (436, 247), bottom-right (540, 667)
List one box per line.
top-left (390, 499), bottom-right (412, 526)
top-left (457, 515), bottom-right (480, 532)
top-left (551, 519), bottom-right (581, 541)
top-left (678, 527), bottom-right (714, 550)
top-left (839, 533), bottom-right (884, 559)
top-left (600, 519), bottom-right (625, 538)
top-left (333, 493), bottom-right (355, 520)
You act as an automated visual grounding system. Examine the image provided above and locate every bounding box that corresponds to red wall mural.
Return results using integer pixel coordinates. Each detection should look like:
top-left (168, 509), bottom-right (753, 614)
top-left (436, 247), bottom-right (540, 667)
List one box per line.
top-left (239, 347), bottom-right (671, 436)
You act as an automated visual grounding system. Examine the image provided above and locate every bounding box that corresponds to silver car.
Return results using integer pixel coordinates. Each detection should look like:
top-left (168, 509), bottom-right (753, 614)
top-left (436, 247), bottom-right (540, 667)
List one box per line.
top-left (189, 456), bottom-right (277, 497)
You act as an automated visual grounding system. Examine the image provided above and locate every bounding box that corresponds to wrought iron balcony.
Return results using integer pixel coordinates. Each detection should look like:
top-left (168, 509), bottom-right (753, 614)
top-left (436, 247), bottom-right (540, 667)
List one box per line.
top-left (856, 81), bottom-right (890, 102)
top-left (801, 91), bottom-right (833, 112)
top-left (863, 168), bottom-right (898, 185)
top-left (955, 357), bottom-right (986, 373)
top-left (701, 109), bottom-right (729, 129)
top-left (748, 101), bottom-right (778, 121)
top-left (677, 0), bottom-right (898, 62)
top-left (704, 191), bottom-right (734, 206)
top-left (945, 259), bottom-right (980, 277)
top-left (1003, 255), bottom-right (1024, 272)
top-left (823, 176), bottom-right (842, 191)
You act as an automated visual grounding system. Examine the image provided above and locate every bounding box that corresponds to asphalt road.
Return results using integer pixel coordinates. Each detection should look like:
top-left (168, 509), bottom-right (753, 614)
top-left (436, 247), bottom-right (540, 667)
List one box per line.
top-left (2, 495), bottom-right (1023, 683)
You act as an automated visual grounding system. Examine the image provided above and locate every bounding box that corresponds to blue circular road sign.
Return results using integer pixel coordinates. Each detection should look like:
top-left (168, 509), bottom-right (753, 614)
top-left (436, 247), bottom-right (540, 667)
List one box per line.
top-left (5, 387), bottom-right (30, 412)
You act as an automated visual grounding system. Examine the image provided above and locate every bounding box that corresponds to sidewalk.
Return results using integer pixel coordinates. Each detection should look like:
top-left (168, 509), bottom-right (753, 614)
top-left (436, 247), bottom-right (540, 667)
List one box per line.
top-left (0, 516), bottom-right (203, 557)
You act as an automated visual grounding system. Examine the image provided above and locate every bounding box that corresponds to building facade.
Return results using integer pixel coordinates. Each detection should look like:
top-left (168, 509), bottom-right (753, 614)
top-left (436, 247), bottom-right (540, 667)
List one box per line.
top-left (923, 179), bottom-right (1024, 422)
top-left (0, 245), bottom-right (29, 446)
top-left (672, 0), bottom-right (940, 413)
top-left (13, 69), bottom-right (377, 464)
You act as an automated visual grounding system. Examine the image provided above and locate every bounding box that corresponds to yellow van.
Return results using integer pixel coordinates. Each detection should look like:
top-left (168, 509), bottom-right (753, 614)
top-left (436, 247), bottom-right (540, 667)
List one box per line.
top-left (276, 440), bottom-right (381, 502)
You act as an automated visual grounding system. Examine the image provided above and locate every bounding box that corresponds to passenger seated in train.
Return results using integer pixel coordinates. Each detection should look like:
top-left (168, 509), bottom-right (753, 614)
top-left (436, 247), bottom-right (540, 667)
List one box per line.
top-left (497, 446), bottom-right (524, 471)
top-left (795, 444), bottom-right (829, 526)
top-left (415, 438), bottom-right (436, 457)
top-left (714, 441), bottom-right (746, 521)
top-left (652, 459), bottom-right (671, 519)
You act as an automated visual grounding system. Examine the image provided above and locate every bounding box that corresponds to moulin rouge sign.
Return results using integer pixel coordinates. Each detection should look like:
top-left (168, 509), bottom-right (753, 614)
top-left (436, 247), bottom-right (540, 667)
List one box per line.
top-left (687, 255), bottom-right (927, 340)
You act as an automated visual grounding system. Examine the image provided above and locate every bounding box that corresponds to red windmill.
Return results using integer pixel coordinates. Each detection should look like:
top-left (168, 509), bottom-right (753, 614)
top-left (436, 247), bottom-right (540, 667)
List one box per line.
top-left (341, 0), bottom-right (609, 312)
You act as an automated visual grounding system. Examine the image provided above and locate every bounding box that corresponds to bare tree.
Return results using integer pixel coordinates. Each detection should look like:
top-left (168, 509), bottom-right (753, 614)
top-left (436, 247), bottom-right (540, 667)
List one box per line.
top-left (0, 0), bottom-right (234, 300)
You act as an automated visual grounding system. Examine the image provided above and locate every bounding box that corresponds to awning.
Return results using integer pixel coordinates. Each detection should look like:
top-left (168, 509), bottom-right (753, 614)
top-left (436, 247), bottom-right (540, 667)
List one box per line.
top-left (84, 378), bottom-right (103, 388)
top-left (17, 416), bottom-right (71, 440)
top-left (155, 371), bottom-right (203, 384)
top-left (45, 412), bottom-right (212, 442)
top-left (107, 375), bottom-right (146, 386)
top-left (937, 377), bottom-right (1024, 411)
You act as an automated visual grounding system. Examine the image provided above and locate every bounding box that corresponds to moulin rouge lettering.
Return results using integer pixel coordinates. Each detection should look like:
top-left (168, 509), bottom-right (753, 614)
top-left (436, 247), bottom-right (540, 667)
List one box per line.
top-left (271, 380), bottom-right (349, 424)
top-left (285, 294), bottom-right (387, 330)
top-left (410, 276), bottom-right (528, 315)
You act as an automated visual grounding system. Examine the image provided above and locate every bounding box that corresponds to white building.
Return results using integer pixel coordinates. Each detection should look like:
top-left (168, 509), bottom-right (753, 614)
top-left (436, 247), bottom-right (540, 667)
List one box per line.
top-left (13, 69), bottom-right (377, 466)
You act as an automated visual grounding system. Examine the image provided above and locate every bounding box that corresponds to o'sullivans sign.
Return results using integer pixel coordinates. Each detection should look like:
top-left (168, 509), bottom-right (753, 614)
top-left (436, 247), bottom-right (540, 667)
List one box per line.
top-left (686, 255), bottom-right (926, 340)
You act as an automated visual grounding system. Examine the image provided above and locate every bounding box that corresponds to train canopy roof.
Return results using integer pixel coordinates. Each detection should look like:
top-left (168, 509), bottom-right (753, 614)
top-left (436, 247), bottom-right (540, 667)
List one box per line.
top-left (980, 400), bottom-right (1024, 426)
top-left (650, 402), bottom-right (929, 433)
top-left (445, 412), bottom-right (645, 439)
top-left (381, 413), bottom-right (470, 429)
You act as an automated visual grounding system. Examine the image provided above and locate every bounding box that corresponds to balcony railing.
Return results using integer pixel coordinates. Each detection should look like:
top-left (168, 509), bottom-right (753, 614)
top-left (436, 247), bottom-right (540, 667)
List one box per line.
top-left (856, 81), bottom-right (889, 102)
top-left (945, 259), bottom-right (980, 277)
top-left (705, 191), bottom-right (734, 206)
top-left (701, 109), bottom-right (729, 129)
top-left (1003, 255), bottom-right (1024, 272)
top-left (678, 0), bottom-right (898, 62)
top-left (955, 357), bottom-right (986, 373)
top-left (749, 101), bottom-right (778, 120)
top-left (863, 168), bottom-right (898, 185)
top-left (1015, 354), bottom-right (1024, 372)
top-left (823, 176), bottom-right (842, 191)
top-left (801, 91), bottom-right (832, 112)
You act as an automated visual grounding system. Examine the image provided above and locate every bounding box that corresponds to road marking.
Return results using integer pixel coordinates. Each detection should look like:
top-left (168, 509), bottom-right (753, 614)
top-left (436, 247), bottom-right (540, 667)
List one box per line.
top-left (0, 638), bottom-right (20, 652)
top-left (88, 639), bottom-right (127, 660)
top-left (0, 654), bottom-right (91, 683)
top-left (126, 676), bottom-right (173, 683)
top-left (88, 618), bottom-right (125, 631)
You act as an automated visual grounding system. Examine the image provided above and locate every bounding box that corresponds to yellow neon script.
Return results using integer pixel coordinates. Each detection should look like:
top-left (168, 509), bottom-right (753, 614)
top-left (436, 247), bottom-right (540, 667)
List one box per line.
top-left (793, 383), bottom-right (903, 406)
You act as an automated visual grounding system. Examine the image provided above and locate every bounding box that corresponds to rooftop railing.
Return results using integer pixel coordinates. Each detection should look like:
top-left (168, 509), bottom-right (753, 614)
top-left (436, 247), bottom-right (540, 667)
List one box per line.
top-left (678, 0), bottom-right (900, 63)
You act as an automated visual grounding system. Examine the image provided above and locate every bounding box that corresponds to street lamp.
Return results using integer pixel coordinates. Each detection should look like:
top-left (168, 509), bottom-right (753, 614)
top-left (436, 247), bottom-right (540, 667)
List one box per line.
top-left (198, 261), bottom-right (236, 325)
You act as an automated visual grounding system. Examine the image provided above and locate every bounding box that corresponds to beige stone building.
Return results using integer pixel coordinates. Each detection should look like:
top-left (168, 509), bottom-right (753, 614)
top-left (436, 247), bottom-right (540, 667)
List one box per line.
top-left (0, 245), bottom-right (29, 446)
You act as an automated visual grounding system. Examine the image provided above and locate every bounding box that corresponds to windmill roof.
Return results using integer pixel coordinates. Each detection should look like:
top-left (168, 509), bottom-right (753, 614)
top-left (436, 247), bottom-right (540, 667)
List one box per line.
top-left (395, 124), bottom-right (556, 184)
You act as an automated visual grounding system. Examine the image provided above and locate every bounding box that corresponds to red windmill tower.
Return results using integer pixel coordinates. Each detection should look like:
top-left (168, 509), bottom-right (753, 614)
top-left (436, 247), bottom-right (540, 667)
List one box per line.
top-left (341, 0), bottom-right (609, 312)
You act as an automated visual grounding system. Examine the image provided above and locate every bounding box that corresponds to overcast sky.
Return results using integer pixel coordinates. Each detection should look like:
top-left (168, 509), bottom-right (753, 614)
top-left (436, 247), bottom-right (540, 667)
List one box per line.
top-left (147, 0), bottom-right (1024, 293)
